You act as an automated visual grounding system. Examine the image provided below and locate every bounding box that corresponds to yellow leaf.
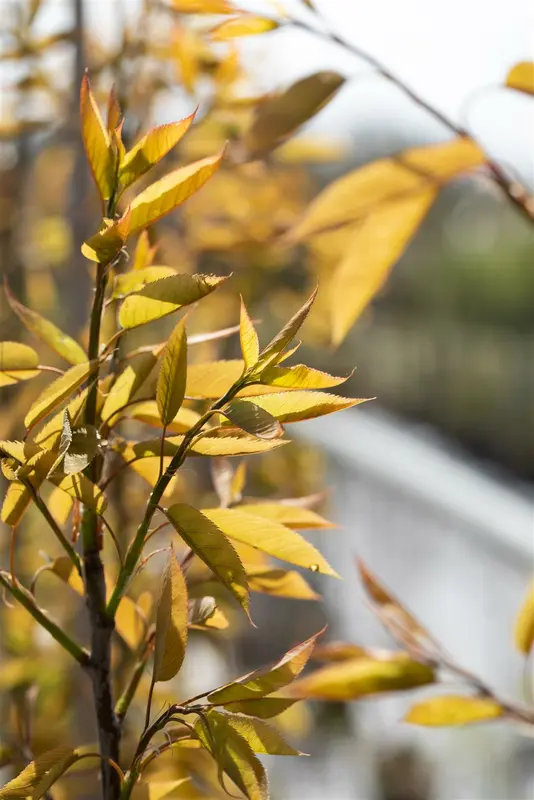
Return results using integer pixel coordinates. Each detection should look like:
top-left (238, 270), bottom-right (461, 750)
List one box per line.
top-left (240, 503), bottom-right (334, 529)
top-left (244, 71), bottom-right (345, 158)
top-left (0, 342), bottom-right (40, 387)
top-left (172, 24), bottom-right (199, 94)
top-left (221, 399), bottom-right (283, 440)
top-left (119, 273), bottom-right (226, 329)
top-left (313, 642), bottom-right (368, 662)
top-left (290, 654), bottom-right (435, 701)
top-left (260, 364), bottom-right (348, 390)
top-left (34, 389), bottom-right (88, 449)
top-left (47, 485), bottom-right (74, 524)
top-left (106, 85), bottom-right (122, 133)
top-left (116, 595), bottom-right (146, 650)
top-left (210, 15), bottom-right (279, 40)
top-left (246, 566), bottom-right (319, 600)
top-left (208, 628), bottom-right (324, 704)
top-left (1, 482), bottom-right (31, 526)
top-left (126, 401), bottom-right (200, 434)
top-left (46, 471), bottom-right (107, 515)
top-left (514, 582), bottom-right (534, 654)
top-left (218, 696), bottom-right (298, 719)
top-left (240, 297), bottom-right (259, 370)
top-left (5, 290), bottom-right (87, 366)
top-left (405, 695), bottom-right (503, 727)
top-left (166, 503), bottom-right (250, 616)
top-left (154, 551), bottom-right (188, 681)
top-left (171, 0), bottom-right (234, 12)
top-left (157, 317), bottom-right (187, 427)
top-left (506, 61), bottom-right (534, 95)
top-left (201, 508), bottom-right (338, 577)
top-left (186, 359), bottom-right (245, 398)
top-left (329, 188), bottom-right (437, 344)
top-left (119, 113), bottom-right (196, 192)
top-left (24, 361), bottom-right (93, 430)
top-left (289, 137), bottom-right (484, 241)
top-left (132, 230), bottom-right (158, 271)
top-left (111, 266), bottom-right (176, 299)
top-left (126, 432), bottom-right (286, 463)
top-left (127, 151), bottom-right (225, 234)
top-left (131, 781), bottom-right (191, 800)
top-left (101, 350), bottom-right (161, 425)
top-left (80, 74), bottom-right (115, 208)
top-left (256, 289), bottom-right (317, 371)
top-left (205, 710), bottom-right (301, 756)
top-left (81, 211), bottom-right (131, 263)
top-left (189, 597), bottom-right (229, 630)
top-left (0, 746), bottom-right (77, 799)
top-left (244, 391), bottom-right (368, 422)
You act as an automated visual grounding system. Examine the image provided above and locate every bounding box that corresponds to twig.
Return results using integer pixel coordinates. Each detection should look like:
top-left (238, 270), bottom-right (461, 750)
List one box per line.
top-left (116, 631), bottom-right (155, 725)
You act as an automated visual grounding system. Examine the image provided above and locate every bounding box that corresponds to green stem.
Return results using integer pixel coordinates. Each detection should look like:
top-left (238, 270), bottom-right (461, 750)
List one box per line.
top-left (0, 572), bottom-right (90, 666)
top-left (115, 632), bottom-right (154, 724)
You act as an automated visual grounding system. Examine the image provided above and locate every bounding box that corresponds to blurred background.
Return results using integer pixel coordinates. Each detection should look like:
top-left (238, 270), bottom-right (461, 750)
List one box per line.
top-left (0, 0), bottom-right (533, 798)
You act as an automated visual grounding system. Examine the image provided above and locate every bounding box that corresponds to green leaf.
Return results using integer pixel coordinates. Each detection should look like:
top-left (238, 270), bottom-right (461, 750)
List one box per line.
top-left (256, 289), bottom-right (317, 371)
top-left (153, 550), bottom-right (188, 682)
top-left (204, 710), bottom-right (302, 756)
top-left (6, 289), bottom-right (87, 365)
top-left (202, 508), bottom-right (338, 576)
top-left (80, 74), bottom-right (115, 208)
top-left (24, 361), bottom-right (93, 430)
top-left (165, 503), bottom-right (250, 617)
top-left (157, 316), bottom-right (187, 427)
top-left (0, 746), bottom-right (77, 799)
top-left (119, 273), bottom-right (226, 329)
top-left (243, 391), bottom-right (368, 423)
top-left (0, 342), bottom-right (40, 387)
top-left (404, 695), bottom-right (503, 727)
top-left (506, 61), bottom-right (534, 95)
top-left (111, 266), bottom-right (176, 299)
top-left (218, 696), bottom-right (299, 719)
top-left (243, 71), bottom-right (345, 158)
top-left (221, 399), bottom-right (283, 439)
top-left (290, 653), bottom-right (435, 701)
top-left (127, 150), bottom-right (225, 234)
top-left (119, 113), bottom-right (196, 191)
top-left (239, 297), bottom-right (259, 370)
top-left (208, 628), bottom-right (324, 704)
top-left (210, 15), bottom-right (279, 39)
top-left (101, 349), bottom-right (161, 425)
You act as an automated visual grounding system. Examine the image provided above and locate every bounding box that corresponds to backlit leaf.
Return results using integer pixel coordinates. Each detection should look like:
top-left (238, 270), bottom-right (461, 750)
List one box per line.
top-left (0, 342), bottom-right (40, 387)
top-left (245, 391), bottom-right (368, 423)
top-left (119, 273), bottom-right (226, 329)
top-left (126, 432), bottom-right (286, 462)
top-left (189, 597), bottom-right (229, 630)
top-left (0, 746), bottom-right (77, 799)
top-left (221, 399), bottom-right (283, 439)
top-left (240, 503), bottom-right (334, 529)
top-left (154, 551), bottom-right (188, 681)
top-left (119, 113), bottom-right (196, 191)
top-left (290, 654), bottom-right (435, 701)
top-left (514, 582), bottom-right (534, 654)
top-left (126, 401), bottom-right (200, 433)
top-left (256, 289), bottom-right (317, 371)
top-left (131, 781), bottom-right (191, 800)
top-left (204, 710), bottom-right (301, 756)
top-left (157, 317), bottom-right (187, 427)
top-left (171, 0), bottom-right (234, 11)
top-left (210, 15), bottom-right (279, 40)
top-left (405, 695), bottom-right (503, 727)
top-left (80, 74), bottom-right (114, 208)
top-left (101, 350), bottom-right (162, 425)
top-left (240, 298), bottom-right (259, 370)
top-left (81, 211), bottom-right (131, 263)
top-left (506, 61), bottom-right (534, 95)
top-left (313, 642), bottom-right (368, 662)
top-left (116, 595), bottom-right (146, 650)
top-left (1, 482), bottom-right (31, 526)
top-left (202, 508), bottom-right (338, 576)
top-left (208, 628), bottom-right (324, 704)
top-left (244, 72), bottom-right (345, 158)
top-left (6, 290), bottom-right (87, 365)
top-left (166, 503), bottom-right (250, 616)
top-left (24, 361), bottom-right (93, 430)
top-left (127, 151), bottom-right (224, 234)
top-left (46, 471), bottom-right (107, 514)
top-left (246, 566), bottom-right (319, 600)
top-left (260, 364), bottom-right (348, 390)
top-left (111, 266), bottom-right (176, 299)
top-left (219, 696), bottom-right (299, 719)
top-left (61, 422), bottom-right (100, 475)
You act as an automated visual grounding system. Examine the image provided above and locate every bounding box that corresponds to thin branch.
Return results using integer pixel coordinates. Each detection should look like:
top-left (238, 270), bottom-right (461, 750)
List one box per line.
top-left (116, 631), bottom-right (155, 725)
top-left (24, 481), bottom-right (82, 575)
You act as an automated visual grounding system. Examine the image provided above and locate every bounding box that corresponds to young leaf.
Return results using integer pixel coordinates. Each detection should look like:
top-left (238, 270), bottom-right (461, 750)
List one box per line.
top-left (189, 596), bottom-right (229, 630)
top-left (329, 188), bottom-right (438, 344)
top-left (210, 15), bottom-right (279, 40)
top-left (81, 211), bottom-right (131, 263)
top-left (111, 266), bottom-right (176, 299)
top-left (126, 150), bottom-right (224, 234)
top-left (208, 628), bottom-right (324, 704)
top-left (221, 399), bottom-right (283, 440)
top-left (119, 273), bottom-right (226, 329)
top-left (290, 654), bottom-right (435, 701)
top-left (243, 72), bottom-right (345, 158)
top-left (80, 74), bottom-right (115, 208)
top-left (404, 695), bottom-right (503, 727)
top-left (6, 290), bottom-right (87, 365)
top-left (240, 503), bottom-right (334, 529)
top-left (119, 113), bottom-right (196, 192)
top-left (240, 297), bottom-right (259, 370)
top-left (204, 710), bottom-right (301, 756)
top-left (157, 317), bottom-right (187, 427)
top-left (260, 364), bottom-right (348, 390)
top-left (106, 86), bottom-right (122, 133)
top-left (153, 551), bottom-right (188, 681)
top-left (514, 582), bottom-right (534, 654)
top-left (24, 361), bottom-right (93, 430)
top-left (0, 746), bottom-right (77, 799)
top-left (0, 342), bottom-right (40, 386)
top-left (256, 289), bottom-right (317, 371)
top-left (101, 349), bottom-right (162, 425)
top-left (202, 508), bottom-right (338, 576)
top-left (243, 391), bottom-right (368, 423)
top-left (165, 503), bottom-right (250, 616)
top-left (506, 61), bottom-right (534, 95)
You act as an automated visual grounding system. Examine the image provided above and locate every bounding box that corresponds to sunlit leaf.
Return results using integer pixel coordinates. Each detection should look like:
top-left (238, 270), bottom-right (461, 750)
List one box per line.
top-left (101, 350), bottom-right (162, 425)
top-left (313, 642), bottom-right (368, 662)
top-left (210, 15), bottom-right (279, 40)
top-left (186, 360), bottom-right (245, 398)
top-left (244, 391), bottom-right (368, 423)
top-left (244, 72), bottom-right (345, 158)
top-left (1, 482), bottom-right (31, 526)
top-left (189, 597), bottom-right (229, 630)
top-left (171, 0), bottom-right (234, 12)
top-left (126, 400), bottom-right (200, 433)
top-left (111, 266), bottom-right (176, 299)
top-left (218, 696), bottom-right (299, 719)
top-left (514, 582), bottom-right (534, 654)
top-left (506, 61), bottom-right (534, 95)
top-left (240, 503), bottom-right (334, 529)
top-left (256, 289), bottom-right (317, 371)
top-left (205, 710), bottom-right (301, 756)
top-left (119, 113), bottom-right (196, 191)
top-left (125, 432), bottom-right (286, 462)
top-left (154, 551), bottom-right (188, 681)
top-left (131, 781), bottom-right (191, 800)
top-left (61, 420), bottom-right (100, 475)
top-left (24, 361), bottom-right (93, 430)
top-left (290, 653), bottom-right (435, 701)
top-left (221, 399), bottom-right (283, 439)
top-left (208, 628), bottom-right (324, 704)
top-left (6, 290), bottom-right (87, 365)
top-left (80, 74), bottom-right (115, 208)
top-left (119, 273), bottom-right (226, 329)
top-left (81, 211), bottom-right (131, 263)
top-left (116, 595), bottom-right (146, 650)
top-left (166, 503), bottom-right (250, 616)
top-left (405, 695), bottom-right (503, 726)
top-left (46, 471), bottom-right (107, 514)
top-left (157, 317), bottom-right (187, 427)
top-left (132, 230), bottom-right (158, 271)
top-left (240, 298), bottom-right (259, 370)
top-left (246, 566), bottom-right (319, 600)
top-left (260, 364), bottom-right (348, 390)
top-left (0, 746), bottom-right (77, 799)
top-left (202, 508), bottom-right (338, 576)
top-left (0, 342), bottom-right (40, 387)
